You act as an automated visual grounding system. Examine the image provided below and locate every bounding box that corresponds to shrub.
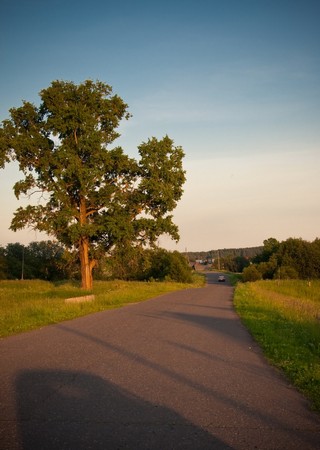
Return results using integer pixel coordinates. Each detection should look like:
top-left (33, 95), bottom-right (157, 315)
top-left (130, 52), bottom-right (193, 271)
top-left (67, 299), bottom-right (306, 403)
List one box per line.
top-left (242, 264), bottom-right (262, 282)
top-left (146, 249), bottom-right (193, 283)
top-left (105, 247), bottom-right (193, 283)
top-left (277, 265), bottom-right (299, 280)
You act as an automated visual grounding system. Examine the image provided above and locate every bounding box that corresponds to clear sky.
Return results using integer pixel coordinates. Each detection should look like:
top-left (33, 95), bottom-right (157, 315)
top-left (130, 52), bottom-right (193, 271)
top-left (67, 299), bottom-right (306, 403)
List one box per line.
top-left (1, 0), bottom-right (319, 251)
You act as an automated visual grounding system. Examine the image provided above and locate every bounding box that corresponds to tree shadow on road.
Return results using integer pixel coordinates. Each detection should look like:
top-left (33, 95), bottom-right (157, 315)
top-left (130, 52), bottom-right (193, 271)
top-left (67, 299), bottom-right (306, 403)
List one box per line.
top-left (15, 369), bottom-right (233, 450)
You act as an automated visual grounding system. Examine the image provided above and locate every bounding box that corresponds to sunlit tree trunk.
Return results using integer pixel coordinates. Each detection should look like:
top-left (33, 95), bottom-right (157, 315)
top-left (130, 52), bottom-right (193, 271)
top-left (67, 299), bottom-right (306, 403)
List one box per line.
top-left (79, 198), bottom-right (94, 289)
top-left (79, 237), bottom-right (93, 289)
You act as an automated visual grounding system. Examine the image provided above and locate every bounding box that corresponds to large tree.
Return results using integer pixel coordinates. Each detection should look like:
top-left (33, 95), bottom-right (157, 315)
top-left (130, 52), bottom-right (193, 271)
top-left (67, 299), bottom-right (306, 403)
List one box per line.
top-left (0, 80), bottom-right (186, 289)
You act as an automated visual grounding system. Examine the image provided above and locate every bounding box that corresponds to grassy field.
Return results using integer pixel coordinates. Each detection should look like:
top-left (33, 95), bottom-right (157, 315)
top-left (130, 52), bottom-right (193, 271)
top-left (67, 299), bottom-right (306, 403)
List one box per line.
top-left (0, 274), bottom-right (205, 338)
top-left (234, 279), bottom-right (320, 412)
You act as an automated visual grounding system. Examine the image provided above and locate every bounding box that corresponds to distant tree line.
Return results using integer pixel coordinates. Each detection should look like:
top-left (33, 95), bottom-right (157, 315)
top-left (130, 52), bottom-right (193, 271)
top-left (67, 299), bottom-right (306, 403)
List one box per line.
top-left (187, 247), bottom-right (262, 263)
top-left (187, 238), bottom-right (320, 281)
top-left (0, 241), bottom-right (69, 281)
top-left (187, 247), bottom-right (262, 273)
top-left (2, 237), bottom-right (318, 284)
top-left (0, 241), bottom-right (193, 284)
top-left (242, 237), bottom-right (320, 282)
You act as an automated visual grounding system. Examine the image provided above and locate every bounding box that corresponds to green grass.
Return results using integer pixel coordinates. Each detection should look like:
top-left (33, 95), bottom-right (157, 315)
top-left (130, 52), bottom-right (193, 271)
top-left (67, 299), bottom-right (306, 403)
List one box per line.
top-left (234, 280), bottom-right (320, 412)
top-left (0, 274), bottom-right (205, 338)
top-left (226, 272), bottom-right (242, 286)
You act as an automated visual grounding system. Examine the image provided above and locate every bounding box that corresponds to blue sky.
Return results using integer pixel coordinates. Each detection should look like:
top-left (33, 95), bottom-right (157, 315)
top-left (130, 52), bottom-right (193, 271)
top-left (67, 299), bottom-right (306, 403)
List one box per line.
top-left (1, 0), bottom-right (319, 251)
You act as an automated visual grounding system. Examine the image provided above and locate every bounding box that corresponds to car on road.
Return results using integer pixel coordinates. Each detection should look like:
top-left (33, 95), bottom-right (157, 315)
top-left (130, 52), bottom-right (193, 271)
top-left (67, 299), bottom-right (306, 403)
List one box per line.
top-left (218, 275), bottom-right (226, 282)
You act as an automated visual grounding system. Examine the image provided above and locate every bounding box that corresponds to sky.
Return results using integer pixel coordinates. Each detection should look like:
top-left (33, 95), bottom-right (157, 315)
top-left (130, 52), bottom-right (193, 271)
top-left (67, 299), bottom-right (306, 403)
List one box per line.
top-left (1, 0), bottom-right (319, 252)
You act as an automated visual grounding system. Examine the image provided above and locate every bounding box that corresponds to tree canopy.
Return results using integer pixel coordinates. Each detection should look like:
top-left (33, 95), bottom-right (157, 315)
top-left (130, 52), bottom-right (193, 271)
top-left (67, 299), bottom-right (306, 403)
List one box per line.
top-left (243, 237), bottom-right (320, 281)
top-left (0, 80), bottom-right (186, 289)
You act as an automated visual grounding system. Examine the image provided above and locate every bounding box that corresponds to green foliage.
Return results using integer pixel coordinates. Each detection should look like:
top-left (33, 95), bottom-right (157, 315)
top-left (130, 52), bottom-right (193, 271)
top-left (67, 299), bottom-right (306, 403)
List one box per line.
top-left (0, 241), bottom-right (193, 285)
top-left (4, 80), bottom-right (134, 247)
top-left (246, 237), bottom-right (320, 281)
top-left (3, 241), bottom-right (67, 281)
top-left (29, 241), bottom-right (68, 280)
top-left (105, 244), bottom-right (151, 281)
top-left (234, 281), bottom-right (320, 411)
top-left (3, 243), bottom-right (24, 279)
top-left (242, 264), bottom-right (262, 282)
top-left (138, 136), bottom-right (186, 219)
top-left (146, 248), bottom-right (193, 283)
top-left (277, 238), bottom-right (319, 279)
top-left (0, 80), bottom-right (186, 288)
top-left (0, 118), bottom-right (14, 169)
top-left (106, 246), bottom-right (193, 283)
top-left (226, 272), bottom-right (243, 286)
top-left (0, 247), bottom-right (7, 280)
top-left (222, 255), bottom-right (250, 272)
top-left (277, 265), bottom-right (299, 280)
top-left (253, 238), bottom-right (280, 264)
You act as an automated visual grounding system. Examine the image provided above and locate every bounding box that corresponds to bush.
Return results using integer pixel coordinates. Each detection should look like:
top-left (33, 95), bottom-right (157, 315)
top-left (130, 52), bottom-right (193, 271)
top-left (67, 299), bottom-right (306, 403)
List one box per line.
top-left (277, 265), bottom-right (299, 280)
top-left (106, 245), bottom-right (151, 280)
top-left (242, 265), bottom-right (262, 282)
top-left (105, 247), bottom-right (193, 283)
top-left (146, 249), bottom-right (193, 283)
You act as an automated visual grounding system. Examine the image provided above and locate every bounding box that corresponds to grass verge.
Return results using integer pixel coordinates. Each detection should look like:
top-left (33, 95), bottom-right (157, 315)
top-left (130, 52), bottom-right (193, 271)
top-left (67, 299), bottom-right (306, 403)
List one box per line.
top-left (226, 272), bottom-right (242, 286)
top-left (234, 280), bottom-right (320, 412)
top-left (0, 274), bottom-right (205, 339)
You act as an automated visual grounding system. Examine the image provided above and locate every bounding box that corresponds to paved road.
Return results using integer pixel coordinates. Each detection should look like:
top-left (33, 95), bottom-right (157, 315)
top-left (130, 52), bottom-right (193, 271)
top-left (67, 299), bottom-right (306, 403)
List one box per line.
top-left (0, 273), bottom-right (319, 449)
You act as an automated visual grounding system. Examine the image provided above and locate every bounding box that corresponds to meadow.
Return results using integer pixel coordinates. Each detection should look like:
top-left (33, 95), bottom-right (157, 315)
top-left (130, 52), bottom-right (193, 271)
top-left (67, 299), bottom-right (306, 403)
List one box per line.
top-left (234, 279), bottom-right (320, 412)
top-left (0, 275), bottom-right (205, 338)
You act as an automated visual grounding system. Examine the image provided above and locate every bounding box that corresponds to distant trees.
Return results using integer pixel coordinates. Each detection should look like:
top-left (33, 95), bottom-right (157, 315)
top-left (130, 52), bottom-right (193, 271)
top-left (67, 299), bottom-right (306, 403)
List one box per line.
top-left (188, 247), bottom-right (262, 266)
top-left (192, 237), bottom-right (320, 282)
top-left (0, 247), bottom-right (7, 279)
top-left (0, 241), bottom-right (193, 284)
top-left (0, 241), bottom-right (67, 280)
top-left (252, 238), bottom-right (280, 264)
top-left (4, 243), bottom-right (26, 279)
top-left (220, 255), bottom-right (250, 273)
top-left (243, 237), bottom-right (320, 281)
top-left (2, 235), bottom-right (319, 283)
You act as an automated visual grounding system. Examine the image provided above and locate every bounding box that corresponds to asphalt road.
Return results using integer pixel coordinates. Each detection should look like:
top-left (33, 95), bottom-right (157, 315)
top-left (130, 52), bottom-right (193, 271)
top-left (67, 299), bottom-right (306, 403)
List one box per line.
top-left (0, 273), bottom-right (319, 449)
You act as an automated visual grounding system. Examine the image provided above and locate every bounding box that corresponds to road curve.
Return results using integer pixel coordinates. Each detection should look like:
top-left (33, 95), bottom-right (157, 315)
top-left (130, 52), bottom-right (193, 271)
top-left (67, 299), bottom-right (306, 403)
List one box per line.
top-left (0, 273), bottom-right (319, 449)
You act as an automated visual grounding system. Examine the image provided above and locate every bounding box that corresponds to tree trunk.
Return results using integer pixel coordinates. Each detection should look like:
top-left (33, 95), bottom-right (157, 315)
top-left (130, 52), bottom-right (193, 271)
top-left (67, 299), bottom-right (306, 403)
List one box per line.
top-left (79, 237), bottom-right (93, 289)
top-left (78, 197), bottom-right (94, 290)
top-left (78, 198), bottom-right (97, 289)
